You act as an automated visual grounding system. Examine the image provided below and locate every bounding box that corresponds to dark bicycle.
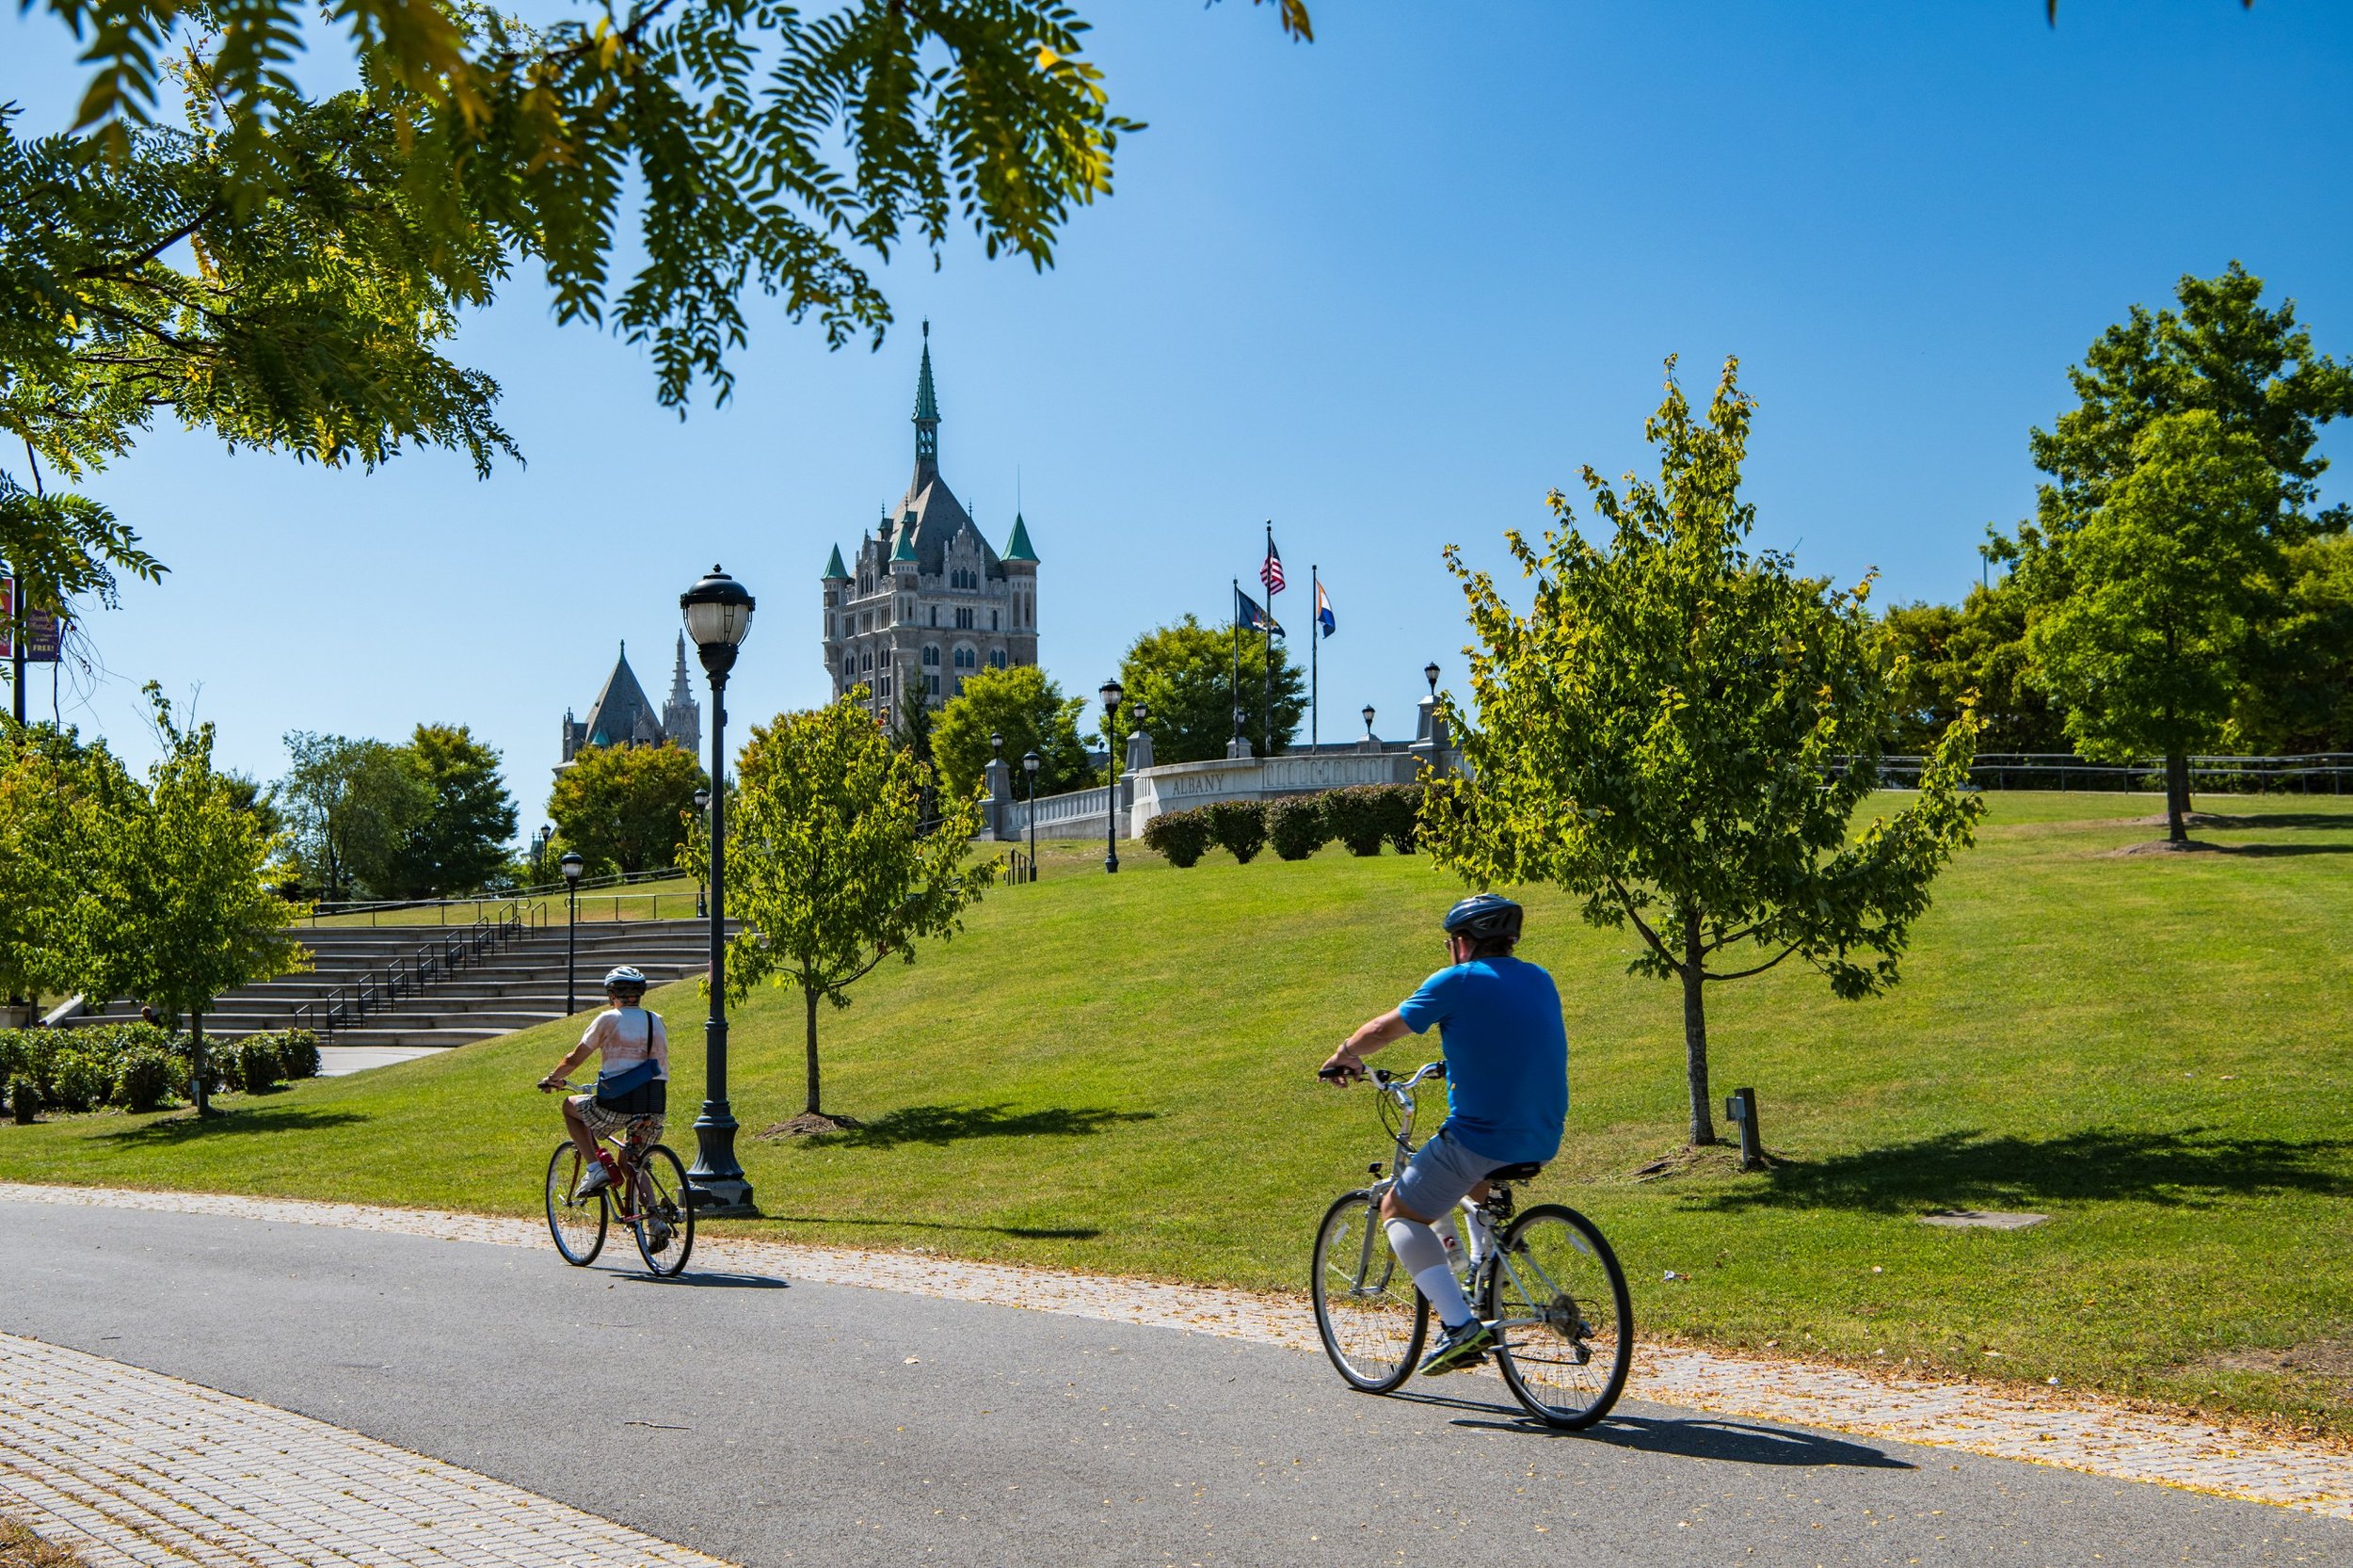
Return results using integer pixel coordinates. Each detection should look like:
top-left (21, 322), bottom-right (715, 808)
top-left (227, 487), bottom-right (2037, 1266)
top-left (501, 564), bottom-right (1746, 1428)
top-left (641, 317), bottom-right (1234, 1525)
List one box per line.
top-left (540, 1080), bottom-right (695, 1278)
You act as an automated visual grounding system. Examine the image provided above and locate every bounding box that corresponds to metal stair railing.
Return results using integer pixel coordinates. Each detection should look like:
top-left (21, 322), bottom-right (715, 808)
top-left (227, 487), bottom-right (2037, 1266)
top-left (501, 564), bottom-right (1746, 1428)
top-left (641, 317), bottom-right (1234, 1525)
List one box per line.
top-left (296, 901), bottom-right (536, 1041)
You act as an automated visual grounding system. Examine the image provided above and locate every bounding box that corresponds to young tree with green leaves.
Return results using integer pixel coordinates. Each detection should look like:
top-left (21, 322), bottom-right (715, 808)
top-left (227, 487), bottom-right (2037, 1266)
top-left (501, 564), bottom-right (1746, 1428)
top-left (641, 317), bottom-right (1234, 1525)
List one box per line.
top-left (930, 664), bottom-right (1091, 801)
top-left (0, 723), bottom-right (121, 1015)
top-left (273, 732), bottom-right (430, 901)
top-left (388, 724), bottom-right (518, 897)
top-left (722, 697), bottom-right (991, 1131)
top-left (1116, 615), bottom-right (1305, 763)
top-left (1878, 585), bottom-right (2066, 756)
top-left (1423, 359), bottom-right (1986, 1148)
top-left (2234, 533), bottom-right (2353, 753)
top-left (547, 743), bottom-right (706, 875)
top-left (72, 687), bottom-right (307, 1115)
top-left (2024, 412), bottom-right (2282, 843)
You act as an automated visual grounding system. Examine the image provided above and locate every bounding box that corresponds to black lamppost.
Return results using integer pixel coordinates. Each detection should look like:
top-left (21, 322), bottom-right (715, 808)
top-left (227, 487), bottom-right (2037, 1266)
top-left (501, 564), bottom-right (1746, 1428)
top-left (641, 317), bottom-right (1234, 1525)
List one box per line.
top-left (1022, 749), bottom-right (1040, 881)
top-left (680, 565), bottom-right (757, 1217)
top-left (560, 852), bottom-right (585, 1013)
top-left (692, 788), bottom-right (711, 918)
top-left (1424, 662), bottom-right (1440, 698)
top-left (1362, 704), bottom-right (1377, 742)
top-left (533, 824), bottom-right (552, 886)
top-left (1098, 678), bottom-right (1124, 873)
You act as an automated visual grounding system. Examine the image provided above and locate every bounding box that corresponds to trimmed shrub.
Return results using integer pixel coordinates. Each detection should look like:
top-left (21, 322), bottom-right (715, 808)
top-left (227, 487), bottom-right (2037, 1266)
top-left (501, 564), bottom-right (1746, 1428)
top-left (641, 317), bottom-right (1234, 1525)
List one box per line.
top-left (1266, 795), bottom-right (1329, 861)
top-left (1205, 799), bottom-right (1268, 865)
top-left (113, 1044), bottom-right (180, 1113)
top-left (45, 1048), bottom-right (112, 1112)
top-left (1321, 786), bottom-right (1390, 856)
top-left (9, 1075), bottom-right (37, 1123)
top-left (1372, 783), bottom-right (1425, 854)
top-left (226, 1037), bottom-right (286, 1095)
top-left (1142, 807), bottom-right (1215, 869)
top-left (278, 1030), bottom-right (323, 1080)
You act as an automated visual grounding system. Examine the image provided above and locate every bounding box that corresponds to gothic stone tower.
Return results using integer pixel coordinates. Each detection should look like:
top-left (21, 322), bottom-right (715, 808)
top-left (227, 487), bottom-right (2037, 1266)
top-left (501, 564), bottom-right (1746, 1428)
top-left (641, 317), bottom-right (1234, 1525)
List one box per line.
top-left (820, 323), bottom-right (1041, 728)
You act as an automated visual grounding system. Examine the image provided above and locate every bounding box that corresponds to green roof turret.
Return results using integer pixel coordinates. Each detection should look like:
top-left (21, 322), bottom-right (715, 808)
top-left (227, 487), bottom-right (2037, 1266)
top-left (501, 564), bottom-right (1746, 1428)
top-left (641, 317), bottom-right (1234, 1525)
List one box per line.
top-left (892, 527), bottom-right (920, 564)
top-left (823, 543), bottom-right (849, 581)
top-left (912, 319), bottom-right (940, 473)
top-left (1002, 513), bottom-right (1039, 563)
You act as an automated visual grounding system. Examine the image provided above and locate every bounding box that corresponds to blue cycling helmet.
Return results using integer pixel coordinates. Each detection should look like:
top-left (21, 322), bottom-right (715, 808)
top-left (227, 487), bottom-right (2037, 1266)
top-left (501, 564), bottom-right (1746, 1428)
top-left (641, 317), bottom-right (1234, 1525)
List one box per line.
top-left (602, 966), bottom-right (648, 991)
top-left (1443, 893), bottom-right (1523, 945)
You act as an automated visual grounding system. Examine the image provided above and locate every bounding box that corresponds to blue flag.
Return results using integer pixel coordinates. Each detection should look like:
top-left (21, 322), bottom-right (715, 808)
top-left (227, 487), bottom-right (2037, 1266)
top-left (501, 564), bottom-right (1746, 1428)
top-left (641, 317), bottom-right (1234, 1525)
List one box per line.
top-left (1236, 584), bottom-right (1282, 636)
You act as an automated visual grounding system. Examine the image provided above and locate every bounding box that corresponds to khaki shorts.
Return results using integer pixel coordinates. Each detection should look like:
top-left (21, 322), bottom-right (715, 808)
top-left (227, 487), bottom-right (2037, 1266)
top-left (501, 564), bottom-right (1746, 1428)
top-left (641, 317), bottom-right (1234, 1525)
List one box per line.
top-left (568, 1093), bottom-right (664, 1146)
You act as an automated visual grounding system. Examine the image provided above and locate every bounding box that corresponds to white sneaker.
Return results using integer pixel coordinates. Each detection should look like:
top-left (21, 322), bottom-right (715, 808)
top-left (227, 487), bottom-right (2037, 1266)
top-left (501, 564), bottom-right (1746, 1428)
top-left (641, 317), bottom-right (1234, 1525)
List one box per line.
top-left (572, 1160), bottom-right (614, 1201)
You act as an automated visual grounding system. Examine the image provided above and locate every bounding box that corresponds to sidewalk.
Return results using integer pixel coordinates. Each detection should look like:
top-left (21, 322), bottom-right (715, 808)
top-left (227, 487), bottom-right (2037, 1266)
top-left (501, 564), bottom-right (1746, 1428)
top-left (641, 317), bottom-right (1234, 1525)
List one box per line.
top-left (0, 1330), bottom-right (732, 1568)
top-left (4, 1180), bottom-right (2348, 1530)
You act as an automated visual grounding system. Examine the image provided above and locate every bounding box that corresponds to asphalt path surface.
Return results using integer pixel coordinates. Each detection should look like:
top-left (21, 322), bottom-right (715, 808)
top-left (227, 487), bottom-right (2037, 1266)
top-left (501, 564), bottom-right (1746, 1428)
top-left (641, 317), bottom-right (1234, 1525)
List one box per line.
top-left (4, 1201), bottom-right (2343, 1567)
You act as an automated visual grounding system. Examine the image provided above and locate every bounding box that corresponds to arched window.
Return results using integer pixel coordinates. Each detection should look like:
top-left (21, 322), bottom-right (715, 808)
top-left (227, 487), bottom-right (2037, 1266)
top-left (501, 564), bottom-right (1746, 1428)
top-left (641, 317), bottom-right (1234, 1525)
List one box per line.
top-left (840, 655), bottom-right (854, 679)
top-left (953, 645), bottom-right (976, 670)
top-left (990, 609), bottom-right (1000, 631)
top-left (988, 648), bottom-right (1008, 669)
top-left (861, 649), bottom-right (873, 673)
top-left (921, 645), bottom-right (940, 667)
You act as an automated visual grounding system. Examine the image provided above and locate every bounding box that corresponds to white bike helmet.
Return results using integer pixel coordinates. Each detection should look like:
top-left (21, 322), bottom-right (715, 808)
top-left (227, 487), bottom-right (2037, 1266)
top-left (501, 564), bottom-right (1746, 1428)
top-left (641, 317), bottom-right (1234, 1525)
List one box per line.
top-left (602, 966), bottom-right (648, 991)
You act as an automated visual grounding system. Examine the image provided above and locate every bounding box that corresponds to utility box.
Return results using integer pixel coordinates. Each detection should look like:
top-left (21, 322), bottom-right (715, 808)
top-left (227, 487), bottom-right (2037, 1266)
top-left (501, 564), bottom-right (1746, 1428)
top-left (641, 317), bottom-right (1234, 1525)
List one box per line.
top-left (1724, 1087), bottom-right (1764, 1171)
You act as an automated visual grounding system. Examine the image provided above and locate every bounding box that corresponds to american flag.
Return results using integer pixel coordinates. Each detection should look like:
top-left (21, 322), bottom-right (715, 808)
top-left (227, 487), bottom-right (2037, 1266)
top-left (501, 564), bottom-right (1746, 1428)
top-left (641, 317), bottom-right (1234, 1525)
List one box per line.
top-left (1260, 537), bottom-right (1286, 595)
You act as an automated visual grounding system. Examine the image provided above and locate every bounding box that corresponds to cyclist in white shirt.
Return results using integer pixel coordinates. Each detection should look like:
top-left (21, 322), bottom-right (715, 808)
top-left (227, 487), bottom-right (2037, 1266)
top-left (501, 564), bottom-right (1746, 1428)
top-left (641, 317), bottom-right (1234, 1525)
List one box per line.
top-left (537, 967), bottom-right (669, 1199)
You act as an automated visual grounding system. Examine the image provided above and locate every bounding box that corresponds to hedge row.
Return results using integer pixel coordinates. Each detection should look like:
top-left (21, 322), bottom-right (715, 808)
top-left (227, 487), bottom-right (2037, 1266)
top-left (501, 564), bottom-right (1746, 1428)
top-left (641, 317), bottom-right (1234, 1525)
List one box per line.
top-left (1142, 784), bottom-right (1425, 868)
top-left (1, 1025), bottom-right (321, 1119)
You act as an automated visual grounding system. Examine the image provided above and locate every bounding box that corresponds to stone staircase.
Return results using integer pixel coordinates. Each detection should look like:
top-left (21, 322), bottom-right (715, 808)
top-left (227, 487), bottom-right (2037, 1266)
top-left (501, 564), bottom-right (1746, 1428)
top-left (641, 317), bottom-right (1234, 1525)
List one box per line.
top-left (69, 919), bottom-right (728, 1076)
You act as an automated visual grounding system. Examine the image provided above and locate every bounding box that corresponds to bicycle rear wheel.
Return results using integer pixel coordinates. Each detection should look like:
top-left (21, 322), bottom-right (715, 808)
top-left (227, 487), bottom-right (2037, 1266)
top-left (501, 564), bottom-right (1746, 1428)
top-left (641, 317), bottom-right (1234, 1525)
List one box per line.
top-left (1484, 1203), bottom-right (1632, 1429)
top-left (546, 1144), bottom-right (607, 1266)
top-left (630, 1144), bottom-right (696, 1277)
top-left (1311, 1189), bottom-right (1429, 1393)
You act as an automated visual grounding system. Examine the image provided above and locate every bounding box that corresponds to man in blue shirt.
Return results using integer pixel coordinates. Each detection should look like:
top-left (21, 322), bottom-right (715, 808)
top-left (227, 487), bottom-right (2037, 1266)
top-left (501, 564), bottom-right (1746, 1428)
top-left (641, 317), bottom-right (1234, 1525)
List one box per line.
top-left (1320, 894), bottom-right (1568, 1375)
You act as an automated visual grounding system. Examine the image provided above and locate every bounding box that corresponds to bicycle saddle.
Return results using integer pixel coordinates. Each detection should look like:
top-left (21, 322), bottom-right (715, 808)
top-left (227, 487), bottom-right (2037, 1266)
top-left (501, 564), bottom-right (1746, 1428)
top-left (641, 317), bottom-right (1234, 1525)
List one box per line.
top-left (1488, 1161), bottom-right (1545, 1183)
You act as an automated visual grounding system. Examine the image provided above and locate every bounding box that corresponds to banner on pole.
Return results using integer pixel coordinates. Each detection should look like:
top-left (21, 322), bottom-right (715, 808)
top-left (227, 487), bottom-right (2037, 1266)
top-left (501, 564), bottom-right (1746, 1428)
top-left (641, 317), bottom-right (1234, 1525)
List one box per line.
top-left (0, 579), bottom-right (62, 663)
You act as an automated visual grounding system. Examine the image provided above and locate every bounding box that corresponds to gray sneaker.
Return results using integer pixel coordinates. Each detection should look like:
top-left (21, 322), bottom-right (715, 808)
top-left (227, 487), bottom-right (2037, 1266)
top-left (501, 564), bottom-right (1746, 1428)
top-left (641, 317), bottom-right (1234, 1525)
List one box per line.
top-left (572, 1160), bottom-right (614, 1202)
top-left (1417, 1318), bottom-right (1495, 1377)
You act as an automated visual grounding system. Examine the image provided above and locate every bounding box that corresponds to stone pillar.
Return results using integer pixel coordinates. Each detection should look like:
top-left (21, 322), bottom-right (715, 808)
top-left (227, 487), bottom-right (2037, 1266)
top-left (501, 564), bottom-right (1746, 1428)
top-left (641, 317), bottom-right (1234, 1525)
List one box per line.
top-left (1126, 727), bottom-right (1154, 775)
top-left (983, 755), bottom-right (1011, 840)
top-left (1409, 696), bottom-right (1452, 777)
top-left (1225, 734), bottom-right (1255, 760)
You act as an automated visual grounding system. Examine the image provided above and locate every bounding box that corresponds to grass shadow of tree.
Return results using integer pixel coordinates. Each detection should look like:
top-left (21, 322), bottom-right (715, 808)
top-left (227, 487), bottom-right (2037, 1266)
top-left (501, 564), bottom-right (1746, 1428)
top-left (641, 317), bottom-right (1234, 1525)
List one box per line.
top-left (95, 1108), bottom-right (370, 1145)
top-left (1697, 1127), bottom-right (2353, 1213)
top-left (802, 1103), bottom-right (1157, 1151)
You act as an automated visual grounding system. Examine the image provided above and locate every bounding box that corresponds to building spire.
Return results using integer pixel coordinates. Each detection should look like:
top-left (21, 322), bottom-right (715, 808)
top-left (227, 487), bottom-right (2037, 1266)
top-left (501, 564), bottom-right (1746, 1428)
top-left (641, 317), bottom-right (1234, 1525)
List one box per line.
top-left (913, 318), bottom-right (939, 475)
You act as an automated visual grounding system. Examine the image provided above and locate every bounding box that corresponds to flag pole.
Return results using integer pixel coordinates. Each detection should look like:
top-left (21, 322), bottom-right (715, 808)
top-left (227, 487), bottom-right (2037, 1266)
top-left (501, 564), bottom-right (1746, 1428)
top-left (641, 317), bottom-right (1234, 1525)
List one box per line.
top-left (1310, 565), bottom-right (1319, 751)
top-left (1229, 577), bottom-right (1241, 755)
top-left (1262, 521), bottom-right (1274, 759)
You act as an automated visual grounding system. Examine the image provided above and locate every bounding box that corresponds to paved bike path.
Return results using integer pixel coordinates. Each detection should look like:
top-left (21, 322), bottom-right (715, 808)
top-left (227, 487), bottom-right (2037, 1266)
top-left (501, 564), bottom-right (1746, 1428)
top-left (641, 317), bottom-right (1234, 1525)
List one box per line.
top-left (4, 1200), bottom-right (2342, 1568)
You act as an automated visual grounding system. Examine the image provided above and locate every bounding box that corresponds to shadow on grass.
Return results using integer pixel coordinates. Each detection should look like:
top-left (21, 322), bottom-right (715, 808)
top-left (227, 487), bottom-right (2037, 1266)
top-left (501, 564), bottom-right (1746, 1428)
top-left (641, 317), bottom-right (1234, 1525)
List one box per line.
top-left (2187, 810), bottom-right (2353, 833)
top-left (802, 1103), bottom-right (1157, 1150)
top-left (2205, 840), bottom-right (2353, 857)
top-left (1701, 1127), bottom-right (2353, 1212)
top-left (760, 1211), bottom-right (1101, 1240)
top-left (94, 1108), bottom-right (369, 1145)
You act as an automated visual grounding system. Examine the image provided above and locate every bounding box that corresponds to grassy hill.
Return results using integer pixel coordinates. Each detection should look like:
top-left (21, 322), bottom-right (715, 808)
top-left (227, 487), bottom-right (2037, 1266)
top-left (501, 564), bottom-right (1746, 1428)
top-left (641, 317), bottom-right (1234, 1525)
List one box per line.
top-left (5, 791), bottom-right (2350, 1433)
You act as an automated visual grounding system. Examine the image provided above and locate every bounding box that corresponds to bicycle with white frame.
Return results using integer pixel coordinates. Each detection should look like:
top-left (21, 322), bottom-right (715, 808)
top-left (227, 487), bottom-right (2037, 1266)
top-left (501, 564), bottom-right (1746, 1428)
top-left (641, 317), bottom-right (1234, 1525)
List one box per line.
top-left (1309, 1059), bottom-right (1633, 1428)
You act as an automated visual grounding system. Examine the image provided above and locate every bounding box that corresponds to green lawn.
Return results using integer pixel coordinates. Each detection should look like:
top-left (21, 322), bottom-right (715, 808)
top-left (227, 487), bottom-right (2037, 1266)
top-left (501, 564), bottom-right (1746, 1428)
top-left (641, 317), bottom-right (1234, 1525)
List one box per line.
top-left (7, 792), bottom-right (2351, 1433)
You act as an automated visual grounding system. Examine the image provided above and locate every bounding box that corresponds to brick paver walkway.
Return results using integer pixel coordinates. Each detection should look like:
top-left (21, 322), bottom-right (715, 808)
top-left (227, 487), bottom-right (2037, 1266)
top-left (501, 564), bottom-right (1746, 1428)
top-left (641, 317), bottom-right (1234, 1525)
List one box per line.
top-left (5, 1180), bottom-right (2349, 1531)
top-left (0, 1330), bottom-right (733, 1567)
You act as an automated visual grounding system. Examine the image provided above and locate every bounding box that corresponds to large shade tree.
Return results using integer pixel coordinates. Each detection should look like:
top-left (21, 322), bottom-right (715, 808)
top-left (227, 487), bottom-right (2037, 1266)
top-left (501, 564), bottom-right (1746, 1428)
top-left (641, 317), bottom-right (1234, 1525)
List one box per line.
top-left (1423, 359), bottom-right (1985, 1148)
top-left (1116, 615), bottom-right (1305, 764)
top-left (547, 743), bottom-right (707, 875)
top-left (723, 696), bottom-right (989, 1132)
top-left (931, 664), bottom-right (1091, 801)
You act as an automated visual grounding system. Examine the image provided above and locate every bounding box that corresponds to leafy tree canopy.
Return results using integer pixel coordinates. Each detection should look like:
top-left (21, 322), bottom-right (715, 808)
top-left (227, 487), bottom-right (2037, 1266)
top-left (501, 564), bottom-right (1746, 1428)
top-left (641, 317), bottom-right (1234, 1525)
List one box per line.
top-left (547, 742), bottom-right (706, 875)
top-left (723, 696), bottom-right (988, 1126)
top-left (931, 664), bottom-right (1090, 801)
top-left (1878, 584), bottom-right (2067, 755)
top-left (1423, 358), bottom-right (1984, 1147)
top-left (1116, 614), bottom-right (1305, 764)
top-left (392, 724), bottom-right (519, 897)
top-left (2025, 410), bottom-right (2281, 840)
top-left (2233, 533), bottom-right (2353, 753)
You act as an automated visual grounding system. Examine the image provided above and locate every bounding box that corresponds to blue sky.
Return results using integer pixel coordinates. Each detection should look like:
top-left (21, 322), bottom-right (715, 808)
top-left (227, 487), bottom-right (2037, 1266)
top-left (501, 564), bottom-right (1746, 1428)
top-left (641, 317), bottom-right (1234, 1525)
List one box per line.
top-left (6, 1), bottom-right (2349, 815)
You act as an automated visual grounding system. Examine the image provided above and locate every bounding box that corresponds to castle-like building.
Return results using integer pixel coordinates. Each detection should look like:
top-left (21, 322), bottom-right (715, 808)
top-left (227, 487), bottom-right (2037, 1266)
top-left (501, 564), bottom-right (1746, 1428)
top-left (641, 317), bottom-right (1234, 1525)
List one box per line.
top-left (822, 325), bottom-right (1040, 728)
top-left (559, 635), bottom-right (702, 770)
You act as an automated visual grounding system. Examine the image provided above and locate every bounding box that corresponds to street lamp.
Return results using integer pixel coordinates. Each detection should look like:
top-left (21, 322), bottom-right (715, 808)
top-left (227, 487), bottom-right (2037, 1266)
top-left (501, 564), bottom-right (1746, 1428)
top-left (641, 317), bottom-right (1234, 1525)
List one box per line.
top-left (1424, 662), bottom-right (1440, 697)
top-left (692, 788), bottom-right (711, 919)
top-left (1022, 749), bottom-right (1040, 882)
top-left (1098, 678), bottom-right (1124, 873)
top-left (560, 852), bottom-right (585, 1014)
top-left (680, 564), bottom-right (758, 1218)
top-left (1362, 704), bottom-right (1377, 741)
top-left (534, 824), bottom-right (552, 886)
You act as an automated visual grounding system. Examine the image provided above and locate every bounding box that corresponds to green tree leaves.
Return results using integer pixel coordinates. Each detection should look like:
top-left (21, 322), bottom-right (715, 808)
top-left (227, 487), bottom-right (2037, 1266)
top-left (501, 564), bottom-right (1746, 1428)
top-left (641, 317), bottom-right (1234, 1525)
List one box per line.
top-left (1423, 357), bottom-right (1984, 1146)
top-left (930, 664), bottom-right (1089, 801)
top-left (721, 696), bottom-right (990, 1123)
top-left (1116, 614), bottom-right (1305, 764)
top-left (546, 742), bottom-right (706, 875)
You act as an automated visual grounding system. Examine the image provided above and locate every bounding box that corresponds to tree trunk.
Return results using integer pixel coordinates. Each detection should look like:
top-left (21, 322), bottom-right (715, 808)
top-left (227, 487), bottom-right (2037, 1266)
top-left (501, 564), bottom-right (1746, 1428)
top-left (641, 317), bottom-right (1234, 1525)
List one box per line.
top-left (804, 986), bottom-right (823, 1117)
top-left (2166, 750), bottom-right (2191, 843)
top-left (1682, 913), bottom-right (1716, 1146)
top-left (190, 1009), bottom-right (209, 1118)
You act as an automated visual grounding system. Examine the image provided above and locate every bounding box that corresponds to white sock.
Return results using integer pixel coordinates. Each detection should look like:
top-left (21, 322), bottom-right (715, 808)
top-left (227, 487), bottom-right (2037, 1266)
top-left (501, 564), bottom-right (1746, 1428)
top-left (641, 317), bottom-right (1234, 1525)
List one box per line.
top-left (1413, 1263), bottom-right (1476, 1330)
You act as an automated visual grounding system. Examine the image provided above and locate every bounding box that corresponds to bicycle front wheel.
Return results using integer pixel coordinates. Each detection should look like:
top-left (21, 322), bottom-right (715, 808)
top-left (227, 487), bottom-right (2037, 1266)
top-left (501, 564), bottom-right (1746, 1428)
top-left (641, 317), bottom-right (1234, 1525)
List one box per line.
top-left (1311, 1188), bottom-right (1429, 1393)
top-left (1484, 1203), bottom-right (1632, 1429)
top-left (546, 1144), bottom-right (607, 1266)
top-left (630, 1144), bottom-right (696, 1277)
